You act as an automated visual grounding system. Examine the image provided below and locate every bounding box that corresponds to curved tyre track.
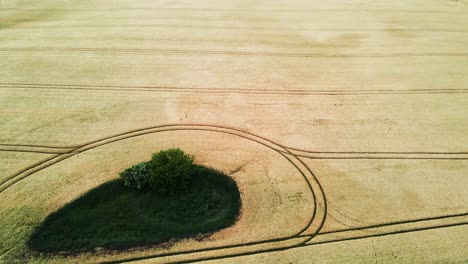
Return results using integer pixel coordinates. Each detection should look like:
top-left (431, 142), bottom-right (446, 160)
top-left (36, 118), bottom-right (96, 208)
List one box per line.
top-left (0, 124), bottom-right (326, 263)
top-left (5, 124), bottom-right (466, 262)
top-left (2, 124), bottom-right (468, 262)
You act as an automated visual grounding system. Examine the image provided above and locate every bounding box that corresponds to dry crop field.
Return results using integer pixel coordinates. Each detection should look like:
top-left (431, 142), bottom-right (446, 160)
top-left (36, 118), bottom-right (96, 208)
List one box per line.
top-left (1, 0), bottom-right (468, 263)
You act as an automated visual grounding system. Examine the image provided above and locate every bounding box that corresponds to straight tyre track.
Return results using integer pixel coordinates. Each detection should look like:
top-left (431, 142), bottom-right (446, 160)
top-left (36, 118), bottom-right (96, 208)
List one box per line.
top-left (2, 47), bottom-right (468, 58)
top-left (2, 8), bottom-right (468, 14)
top-left (1, 83), bottom-right (467, 96)
top-left (6, 25), bottom-right (468, 32)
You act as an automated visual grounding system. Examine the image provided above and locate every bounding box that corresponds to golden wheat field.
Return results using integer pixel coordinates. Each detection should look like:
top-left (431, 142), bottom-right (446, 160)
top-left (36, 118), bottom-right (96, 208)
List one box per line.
top-left (1, 0), bottom-right (468, 263)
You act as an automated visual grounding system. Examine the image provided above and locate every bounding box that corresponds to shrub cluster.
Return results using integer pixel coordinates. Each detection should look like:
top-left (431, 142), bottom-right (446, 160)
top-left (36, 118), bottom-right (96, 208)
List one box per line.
top-left (119, 162), bottom-right (150, 190)
top-left (119, 148), bottom-right (195, 194)
top-left (149, 148), bottom-right (195, 194)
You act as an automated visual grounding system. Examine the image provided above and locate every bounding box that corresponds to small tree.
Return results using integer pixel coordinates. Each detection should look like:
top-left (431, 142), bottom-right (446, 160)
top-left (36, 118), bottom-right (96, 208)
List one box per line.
top-left (149, 148), bottom-right (195, 194)
top-left (119, 162), bottom-right (151, 190)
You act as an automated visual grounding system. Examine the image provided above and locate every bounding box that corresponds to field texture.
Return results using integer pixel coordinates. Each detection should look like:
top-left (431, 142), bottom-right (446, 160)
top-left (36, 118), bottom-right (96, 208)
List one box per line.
top-left (1, 0), bottom-right (468, 263)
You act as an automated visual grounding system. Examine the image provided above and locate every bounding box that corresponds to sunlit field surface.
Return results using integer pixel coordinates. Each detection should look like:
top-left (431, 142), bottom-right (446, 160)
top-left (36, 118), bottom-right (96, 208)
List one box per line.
top-left (0, 0), bottom-right (467, 263)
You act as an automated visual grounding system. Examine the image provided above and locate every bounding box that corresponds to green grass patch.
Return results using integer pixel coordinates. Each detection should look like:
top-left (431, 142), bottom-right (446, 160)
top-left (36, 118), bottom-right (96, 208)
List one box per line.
top-left (27, 165), bottom-right (241, 253)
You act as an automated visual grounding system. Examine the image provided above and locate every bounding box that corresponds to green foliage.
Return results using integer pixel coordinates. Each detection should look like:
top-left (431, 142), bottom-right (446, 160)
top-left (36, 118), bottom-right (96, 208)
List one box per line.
top-left (118, 148), bottom-right (196, 194)
top-left (119, 161), bottom-right (151, 190)
top-left (27, 165), bottom-right (241, 252)
top-left (149, 148), bottom-right (195, 194)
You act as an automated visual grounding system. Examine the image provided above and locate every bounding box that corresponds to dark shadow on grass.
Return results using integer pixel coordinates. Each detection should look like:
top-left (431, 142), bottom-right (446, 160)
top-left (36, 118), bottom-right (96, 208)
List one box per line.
top-left (27, 165), bottom-right (241, 253)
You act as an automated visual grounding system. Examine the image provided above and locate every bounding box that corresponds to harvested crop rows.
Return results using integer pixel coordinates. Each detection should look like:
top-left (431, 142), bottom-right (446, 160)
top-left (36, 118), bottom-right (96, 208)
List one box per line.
top-left (1, 0), bottom-right (467, 263)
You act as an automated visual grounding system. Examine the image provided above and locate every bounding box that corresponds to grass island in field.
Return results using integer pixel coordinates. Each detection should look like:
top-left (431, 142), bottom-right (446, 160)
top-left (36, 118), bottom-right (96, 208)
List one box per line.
top-left (27, 149), bottom-right (241, 253)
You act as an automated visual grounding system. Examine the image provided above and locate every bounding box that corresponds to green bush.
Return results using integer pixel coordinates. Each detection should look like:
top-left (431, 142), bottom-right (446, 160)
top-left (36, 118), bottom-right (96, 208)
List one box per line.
top-left (119, 162), bottom-right (150, 190)
top-left (149, 148), bottom-right (195, 195)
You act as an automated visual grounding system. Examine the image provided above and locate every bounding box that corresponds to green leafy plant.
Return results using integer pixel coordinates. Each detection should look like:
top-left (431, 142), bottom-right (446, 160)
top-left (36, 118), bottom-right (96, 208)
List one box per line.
top-left (119, 161), bottom-right (151, 190)
top-left (149, 148), bottom-right (195, 194)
